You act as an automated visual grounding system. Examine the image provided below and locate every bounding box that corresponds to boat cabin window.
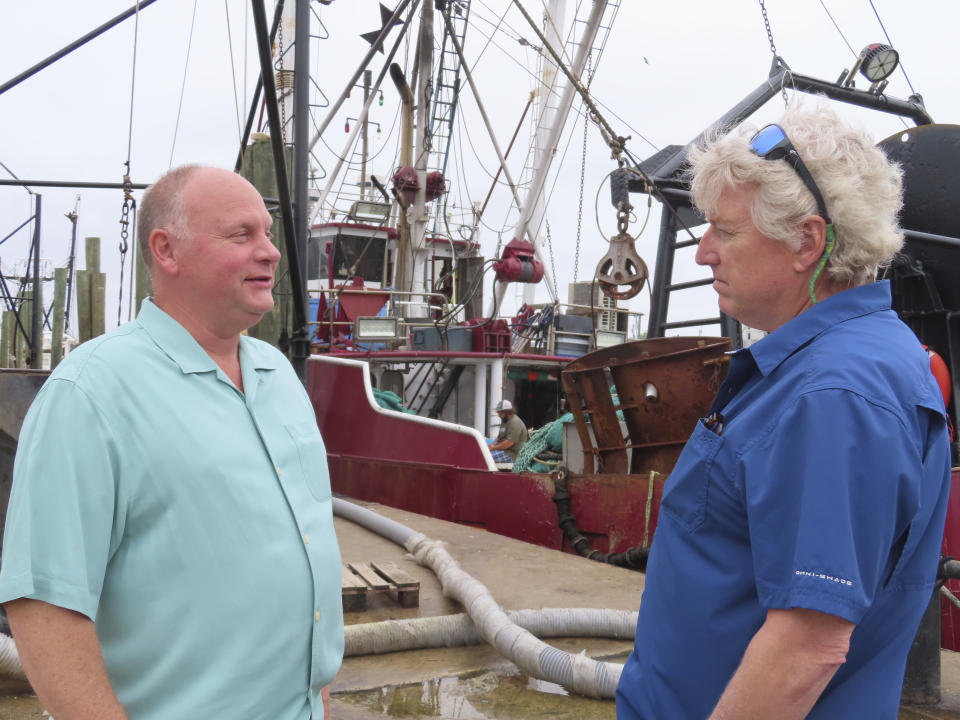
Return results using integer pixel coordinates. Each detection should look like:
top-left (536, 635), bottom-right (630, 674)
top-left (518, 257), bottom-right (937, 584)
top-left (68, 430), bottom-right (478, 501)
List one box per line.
top-left (307, 238), bottom-right (329, 282)
top-left (332, 233), bottom-right (387, 284)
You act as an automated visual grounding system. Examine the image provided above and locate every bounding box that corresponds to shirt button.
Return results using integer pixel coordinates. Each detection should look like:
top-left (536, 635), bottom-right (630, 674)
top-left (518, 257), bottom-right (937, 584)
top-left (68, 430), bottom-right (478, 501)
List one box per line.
top-left (303, 533), bottom-right (310, 544)
top-left (314, 611), bottom-right (320, 622)
top-left (276, 466), bottom-right (283, 477)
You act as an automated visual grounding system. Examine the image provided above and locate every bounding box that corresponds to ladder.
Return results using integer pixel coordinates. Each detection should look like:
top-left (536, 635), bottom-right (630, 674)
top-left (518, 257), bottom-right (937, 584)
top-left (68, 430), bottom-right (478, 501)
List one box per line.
top-left (626, 150), bottom-right (741, 344)
top-left (428, 0), bottom-right (472, 235)
top-left (516, 0), bottom-right (621, 220)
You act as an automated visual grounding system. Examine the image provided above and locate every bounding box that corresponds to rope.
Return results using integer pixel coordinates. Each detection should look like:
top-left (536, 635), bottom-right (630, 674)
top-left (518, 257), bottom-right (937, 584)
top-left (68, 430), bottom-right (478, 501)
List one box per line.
top-left (642, 470), bottom-right (658, 550)
top-left (942, 584), bottom-right (960, 610)
top-left (545, 218), bottom-right (559, 300)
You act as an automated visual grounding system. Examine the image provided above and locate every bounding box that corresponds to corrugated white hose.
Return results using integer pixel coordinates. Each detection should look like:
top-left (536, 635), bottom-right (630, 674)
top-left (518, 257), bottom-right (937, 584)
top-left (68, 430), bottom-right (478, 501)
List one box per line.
top-left (0, 633), bottom-right (26, 679)
top-left (345, 607), bottom-right (638, 656)
top-left (332, 498), bottom-right (627, 698)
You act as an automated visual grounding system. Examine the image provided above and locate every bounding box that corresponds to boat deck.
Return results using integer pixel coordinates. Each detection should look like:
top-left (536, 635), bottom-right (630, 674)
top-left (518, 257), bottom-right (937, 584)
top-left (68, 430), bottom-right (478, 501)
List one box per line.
top-left (1, 500), bottom-right (959, 718)
top-left (331, 502), bottom-right (960, 719)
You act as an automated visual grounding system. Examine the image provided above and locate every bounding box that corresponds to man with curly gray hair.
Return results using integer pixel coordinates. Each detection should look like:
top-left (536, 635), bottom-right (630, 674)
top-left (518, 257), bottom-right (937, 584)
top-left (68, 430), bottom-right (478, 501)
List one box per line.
top-left (616, 102), bottom-right (951, 719)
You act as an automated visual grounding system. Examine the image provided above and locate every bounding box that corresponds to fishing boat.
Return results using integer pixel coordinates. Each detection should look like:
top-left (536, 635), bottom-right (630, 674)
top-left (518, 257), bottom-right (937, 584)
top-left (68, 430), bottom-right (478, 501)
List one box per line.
top-left (1, 0), bottom-right (960, 710)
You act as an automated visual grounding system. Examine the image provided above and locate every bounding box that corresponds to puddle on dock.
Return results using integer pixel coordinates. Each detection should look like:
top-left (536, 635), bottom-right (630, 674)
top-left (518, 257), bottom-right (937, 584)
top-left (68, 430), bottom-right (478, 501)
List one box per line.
top-left (335, 669), bottom-right (616, 719)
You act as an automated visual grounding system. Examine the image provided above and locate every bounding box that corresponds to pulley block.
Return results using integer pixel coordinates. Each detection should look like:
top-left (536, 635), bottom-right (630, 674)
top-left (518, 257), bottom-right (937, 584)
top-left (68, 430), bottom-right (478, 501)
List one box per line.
top-left (595, 232), bottom-right (648, 300)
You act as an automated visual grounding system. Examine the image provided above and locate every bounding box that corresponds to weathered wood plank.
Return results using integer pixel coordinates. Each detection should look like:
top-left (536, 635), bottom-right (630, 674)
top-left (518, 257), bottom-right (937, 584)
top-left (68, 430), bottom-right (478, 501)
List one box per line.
top-left (372, 560), bottom-right (420, 608)
top-left (371, 561), bottom-right (418, 588)
top-left (348, 562), bottom-right (390, 591)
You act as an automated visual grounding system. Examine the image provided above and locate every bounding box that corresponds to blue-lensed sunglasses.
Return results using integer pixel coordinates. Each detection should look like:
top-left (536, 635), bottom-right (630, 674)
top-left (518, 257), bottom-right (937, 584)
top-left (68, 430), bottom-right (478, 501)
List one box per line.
top-left (749, 123), bottom-right (835, 304)
top-left (749, 124), bottom-right (832, 226)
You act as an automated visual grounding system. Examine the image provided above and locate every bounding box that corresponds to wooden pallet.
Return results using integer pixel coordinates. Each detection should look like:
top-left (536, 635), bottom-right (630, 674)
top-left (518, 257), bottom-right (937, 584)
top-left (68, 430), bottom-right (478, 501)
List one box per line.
top-left (341, 561), bottom-right (420, 612)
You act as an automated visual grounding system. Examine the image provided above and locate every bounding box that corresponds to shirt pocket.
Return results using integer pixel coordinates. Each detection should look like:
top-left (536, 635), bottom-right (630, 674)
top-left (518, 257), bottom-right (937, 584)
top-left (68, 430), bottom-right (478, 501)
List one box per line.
top-left (284, 421), bottom-right (332, 502)
top-left (658, 419), bottom-right (724, 533)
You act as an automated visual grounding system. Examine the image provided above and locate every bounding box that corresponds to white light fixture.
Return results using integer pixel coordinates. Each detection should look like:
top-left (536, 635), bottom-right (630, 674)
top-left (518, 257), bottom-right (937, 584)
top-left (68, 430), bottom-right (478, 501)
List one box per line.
top-left (354, 316), bottom-right (399, 341)
top-left (594, 329), bottom-right (626, 349)
top-left (349, 201), bottom-right (392, 224)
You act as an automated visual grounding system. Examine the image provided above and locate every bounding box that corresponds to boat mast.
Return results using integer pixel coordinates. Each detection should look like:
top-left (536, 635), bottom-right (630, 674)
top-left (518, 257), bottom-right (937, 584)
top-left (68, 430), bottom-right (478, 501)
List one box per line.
top-left (293, 0), bottom-right (311, 367)
top-left (408, 1), bottom-right (435, 301)
top-left (523, 0), bottom-right (566, 307)
top-left (486, 0), bottom-right (607, 317)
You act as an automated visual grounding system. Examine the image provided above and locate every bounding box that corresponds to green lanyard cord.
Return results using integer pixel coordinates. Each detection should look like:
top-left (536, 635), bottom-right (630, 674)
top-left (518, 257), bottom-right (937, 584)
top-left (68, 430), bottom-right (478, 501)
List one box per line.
top-left (808, 224), bottom-right (836, 305)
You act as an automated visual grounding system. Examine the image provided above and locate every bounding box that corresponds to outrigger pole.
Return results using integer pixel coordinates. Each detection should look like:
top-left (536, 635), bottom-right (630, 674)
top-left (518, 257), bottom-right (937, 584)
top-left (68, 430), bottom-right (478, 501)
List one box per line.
top-left (0, 0), bottom-right (161, 97)
top-left (485, 0), bottom-right (608, 317)
top-left (311, 1), bottom-right (420, 226)
top-left (234, 0), bottom-right (286, 174)
top-left (250, 0), bottom-right (309, 380)
top-left (306, 0), bottom-right (416, 156)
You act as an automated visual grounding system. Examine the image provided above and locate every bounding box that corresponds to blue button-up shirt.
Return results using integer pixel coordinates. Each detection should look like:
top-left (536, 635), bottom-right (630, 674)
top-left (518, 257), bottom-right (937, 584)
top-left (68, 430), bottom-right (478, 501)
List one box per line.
top-left (0, 299), bottom-right (343, 719)
top-left (616, 281), bottom-right (951, 719)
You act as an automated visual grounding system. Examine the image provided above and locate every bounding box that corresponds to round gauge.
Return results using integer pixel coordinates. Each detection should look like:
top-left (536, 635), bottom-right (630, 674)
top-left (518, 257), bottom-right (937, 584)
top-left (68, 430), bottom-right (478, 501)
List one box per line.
top-left (859, 43), bottom-right (899, 83)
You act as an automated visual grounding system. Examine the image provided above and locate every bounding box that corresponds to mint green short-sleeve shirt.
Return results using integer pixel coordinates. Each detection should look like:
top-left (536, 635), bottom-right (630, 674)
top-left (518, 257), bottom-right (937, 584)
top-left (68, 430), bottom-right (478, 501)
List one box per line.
top-left (0, 299), bottom-right (344, 720)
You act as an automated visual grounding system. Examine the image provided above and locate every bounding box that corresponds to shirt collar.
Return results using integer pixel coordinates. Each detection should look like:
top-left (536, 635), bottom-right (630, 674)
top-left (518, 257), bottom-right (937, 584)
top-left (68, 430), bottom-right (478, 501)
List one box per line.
top-left (136, 298), bottom-right (282, 375)
top-left (746, 280), bottom-right (893, 376)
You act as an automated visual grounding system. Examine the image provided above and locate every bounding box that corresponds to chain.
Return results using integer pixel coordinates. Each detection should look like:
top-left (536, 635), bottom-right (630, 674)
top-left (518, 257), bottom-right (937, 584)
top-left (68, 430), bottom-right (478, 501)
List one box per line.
top-left (758, 0), bottom-right (789, 105)
top-left (545, 218), bottom-right (559, 300)
top-left (118, 166), bottom-right (134, 325)
top-left (617, 207), bottom-right (630, 236)
top-left (573, 55), bottom-right (591, 283)
top-left (276, 17), bottom-right (287, 143)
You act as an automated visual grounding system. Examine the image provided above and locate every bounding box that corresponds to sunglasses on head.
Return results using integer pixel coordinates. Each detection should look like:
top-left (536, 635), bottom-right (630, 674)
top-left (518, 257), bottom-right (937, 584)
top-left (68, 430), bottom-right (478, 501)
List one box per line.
top-left (749, 123), bottom-right (836, 305)
top-left (749, 124), bottom-right (832, 226)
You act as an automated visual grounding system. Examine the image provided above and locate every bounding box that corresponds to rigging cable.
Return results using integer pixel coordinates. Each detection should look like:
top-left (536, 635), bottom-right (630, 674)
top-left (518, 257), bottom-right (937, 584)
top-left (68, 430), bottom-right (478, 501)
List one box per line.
top-left (118, 0), bottom-right (141, 325)
top-left (224, 0), bottom-right (245, 145)
top-left (868, 0), bottom-right (916, 95)
top-left (169, 0), bottom-right (200, 168)
top-left (465, 11), bottom-right (657, 153)
top-left (817, 0), bottom-right (857, 58)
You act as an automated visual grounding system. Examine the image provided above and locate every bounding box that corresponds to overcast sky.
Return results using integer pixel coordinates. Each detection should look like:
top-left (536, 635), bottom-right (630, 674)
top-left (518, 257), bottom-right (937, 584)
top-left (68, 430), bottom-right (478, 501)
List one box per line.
top-left (1, 0), bottom-right (957, 338)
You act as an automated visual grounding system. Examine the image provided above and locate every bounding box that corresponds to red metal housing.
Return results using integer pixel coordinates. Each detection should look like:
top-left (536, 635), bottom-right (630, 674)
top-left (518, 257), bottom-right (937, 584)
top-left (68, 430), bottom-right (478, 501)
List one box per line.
top-left (492, 238), bottom-right (544, 283)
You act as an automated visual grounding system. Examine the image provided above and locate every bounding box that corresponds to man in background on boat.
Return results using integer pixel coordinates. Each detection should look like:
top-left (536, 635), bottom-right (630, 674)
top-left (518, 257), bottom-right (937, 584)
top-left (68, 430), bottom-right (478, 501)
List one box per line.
top-left (615, 102), bottom-right (951, 719)
top-left (488, 399), bottom-right (528, 464)
top-left (0, 166), bottom-right (343, 719)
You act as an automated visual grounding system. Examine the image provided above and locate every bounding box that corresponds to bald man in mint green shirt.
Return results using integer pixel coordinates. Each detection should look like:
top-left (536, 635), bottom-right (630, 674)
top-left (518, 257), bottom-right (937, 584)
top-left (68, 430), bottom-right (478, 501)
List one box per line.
top-left (0, 167), bottom-right (343, 719)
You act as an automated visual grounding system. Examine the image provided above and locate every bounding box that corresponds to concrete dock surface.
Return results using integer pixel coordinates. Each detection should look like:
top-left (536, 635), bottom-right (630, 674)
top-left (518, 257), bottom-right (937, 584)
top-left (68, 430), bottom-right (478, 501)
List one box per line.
top-left (1, 499), bottom-right (960, 718)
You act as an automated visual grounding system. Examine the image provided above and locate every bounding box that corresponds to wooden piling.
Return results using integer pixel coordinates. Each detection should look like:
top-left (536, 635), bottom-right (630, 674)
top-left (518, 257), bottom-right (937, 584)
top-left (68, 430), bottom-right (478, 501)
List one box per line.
top-left (76, 271), bottom-right (92, 343)
top-left (91, 272), bottom-right (106, 339)
top-left (243, 136), bottom-right (292, 352)
top-left (75, 237), bottom-right (106, 343)
top-left (0, 311), bottom-right (13, 369)
top-left (51, 268), bottom-right (66, 369)
top-left (85, 237), bottom-right (100, 273)
top-left (17, 291), bottom-right (32, 369)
